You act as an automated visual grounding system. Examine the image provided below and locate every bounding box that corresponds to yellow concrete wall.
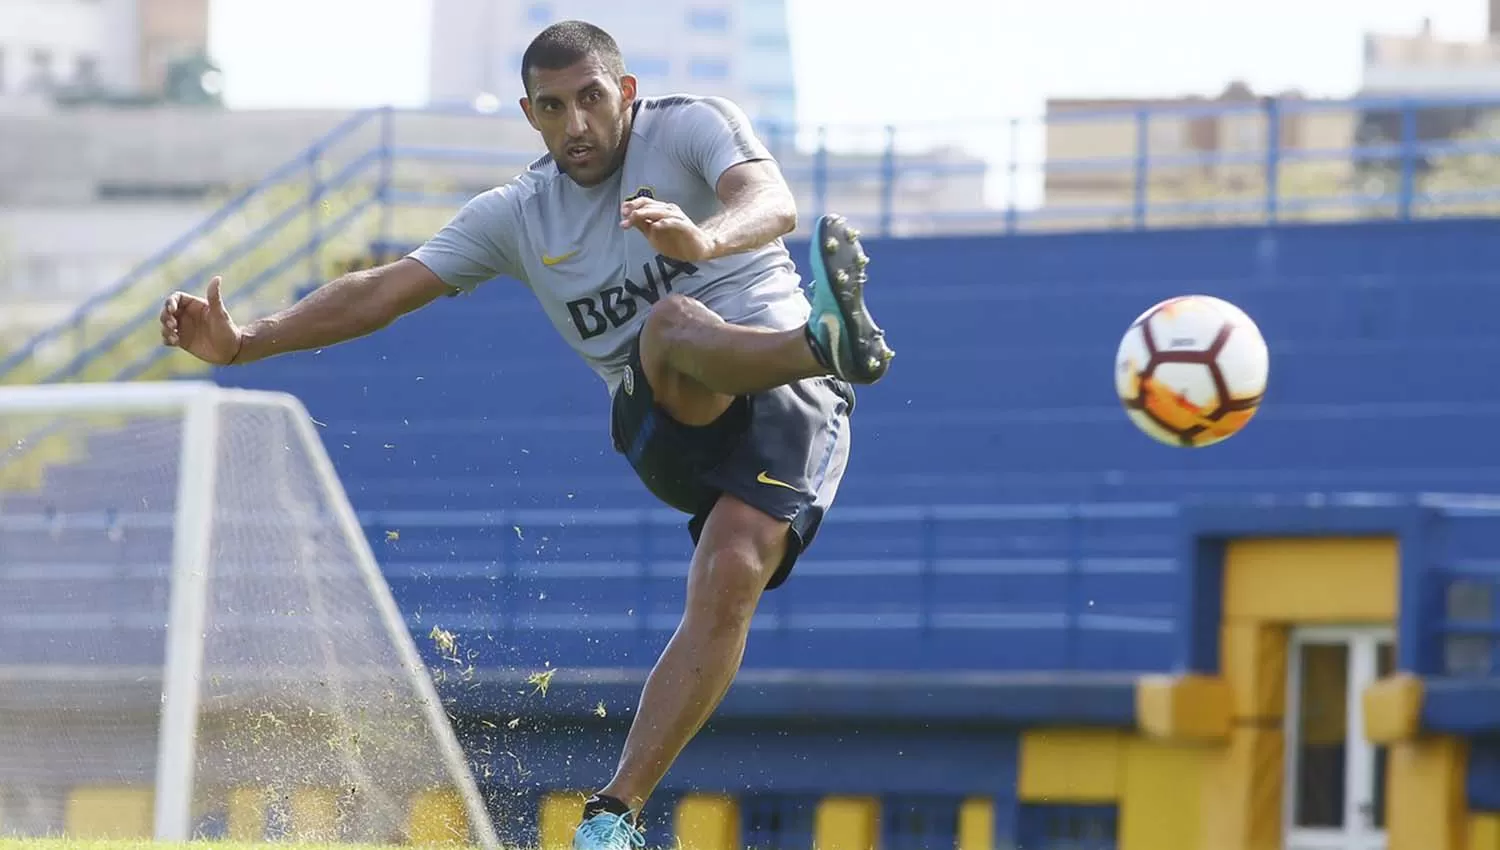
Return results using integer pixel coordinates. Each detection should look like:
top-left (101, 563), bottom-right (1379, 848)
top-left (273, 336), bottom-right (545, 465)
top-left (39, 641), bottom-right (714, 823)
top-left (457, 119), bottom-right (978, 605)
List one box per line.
top-left (408, 788), bottom-right (469, 845)
top-left (674, 794), bottom-right (739, 850)
top-left (957, 797), bottom-right (995, 850)
top-left (288, 787), bottom-right (338, 842)
top-left (1118, 738), bottom-right (1209, 850)
top-left (538, 791), bottom-right (586, 850)
top-left (227, 787), bottom-right (269, 841)
top-left (812, 795), bottom-right (880, 850)
top-left (1471, 812), bottom-right (1500, 850)
top-left (73, 761), bottom-right (1470, 850)
top-left (1221, 537), bottom-right (1398, 623)
top-left (64, 785), bottom-right (153, 839)
top-left (1018, 728), bottom-right (1124, 802)
top-left (1388, 735), bottom-right (1467, 850)
top-left (1017, 728), bottom-right (1209, 850)
top-left (1208, 536), bottom-right (1399, 850)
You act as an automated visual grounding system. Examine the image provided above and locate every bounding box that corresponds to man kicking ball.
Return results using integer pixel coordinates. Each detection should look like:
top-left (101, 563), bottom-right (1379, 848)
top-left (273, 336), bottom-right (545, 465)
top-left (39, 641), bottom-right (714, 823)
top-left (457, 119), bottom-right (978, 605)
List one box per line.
top-left (160, 19), bottom-right (893, 850)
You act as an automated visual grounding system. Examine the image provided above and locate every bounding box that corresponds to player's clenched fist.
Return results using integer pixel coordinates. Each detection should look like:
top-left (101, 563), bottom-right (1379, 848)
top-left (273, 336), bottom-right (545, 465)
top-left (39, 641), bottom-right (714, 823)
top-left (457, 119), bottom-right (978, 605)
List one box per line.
top-left (159, 275), bottom-right (243, 365)
top-left (620, 197), bottom-right (718, 263)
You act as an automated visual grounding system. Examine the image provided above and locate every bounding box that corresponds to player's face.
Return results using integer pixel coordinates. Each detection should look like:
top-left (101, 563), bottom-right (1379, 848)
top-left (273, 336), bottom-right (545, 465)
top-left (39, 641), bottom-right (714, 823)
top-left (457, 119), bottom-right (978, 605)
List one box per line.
top-left (521, 58), bottom-right (637, 188)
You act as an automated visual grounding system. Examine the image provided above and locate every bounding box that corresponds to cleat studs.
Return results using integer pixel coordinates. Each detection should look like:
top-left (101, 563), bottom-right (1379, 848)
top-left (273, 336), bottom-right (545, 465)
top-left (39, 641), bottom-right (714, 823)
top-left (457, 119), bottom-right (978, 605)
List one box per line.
top-left (867, 356), bottom-right (881, 372)
top-left (835, 270), bottom-right (849, 284)
top-left (848, 228), bottom-right (861, 240)
top-left (854, 255), bottom-right (868, 268)
top-left (824, 238), bottom-right (838, 252)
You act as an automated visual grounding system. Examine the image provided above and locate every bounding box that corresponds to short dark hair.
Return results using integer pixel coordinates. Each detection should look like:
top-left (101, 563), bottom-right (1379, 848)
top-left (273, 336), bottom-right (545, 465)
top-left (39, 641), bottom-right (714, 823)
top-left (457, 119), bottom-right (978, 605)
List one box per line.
top-left (520, 20), bottom-right (626, 95)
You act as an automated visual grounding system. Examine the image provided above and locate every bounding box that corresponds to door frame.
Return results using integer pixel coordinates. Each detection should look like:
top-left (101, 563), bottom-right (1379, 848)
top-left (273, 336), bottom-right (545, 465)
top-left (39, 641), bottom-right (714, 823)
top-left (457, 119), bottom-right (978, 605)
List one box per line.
top-left (1283, 625), bottom-right (1394, 850)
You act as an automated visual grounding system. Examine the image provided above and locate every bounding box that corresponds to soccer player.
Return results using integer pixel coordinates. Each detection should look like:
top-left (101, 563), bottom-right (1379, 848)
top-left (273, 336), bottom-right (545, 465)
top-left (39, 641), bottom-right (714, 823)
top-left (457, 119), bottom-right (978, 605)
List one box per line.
top-left (159, 20), bottom-right (893, 850)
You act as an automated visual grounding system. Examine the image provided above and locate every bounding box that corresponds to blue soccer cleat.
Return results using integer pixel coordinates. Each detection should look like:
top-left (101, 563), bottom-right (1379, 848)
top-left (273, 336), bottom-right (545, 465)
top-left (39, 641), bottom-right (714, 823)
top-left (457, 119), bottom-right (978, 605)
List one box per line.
top-left (805, 213), bottom-right (894, 385)
top-left (573, 810), bottom-right (645, 850)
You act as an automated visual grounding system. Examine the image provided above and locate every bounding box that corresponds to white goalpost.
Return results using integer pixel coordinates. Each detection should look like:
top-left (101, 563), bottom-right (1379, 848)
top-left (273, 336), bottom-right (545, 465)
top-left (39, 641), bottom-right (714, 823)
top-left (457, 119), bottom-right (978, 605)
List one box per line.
top-left (0, 381), bottom-right (500, 848)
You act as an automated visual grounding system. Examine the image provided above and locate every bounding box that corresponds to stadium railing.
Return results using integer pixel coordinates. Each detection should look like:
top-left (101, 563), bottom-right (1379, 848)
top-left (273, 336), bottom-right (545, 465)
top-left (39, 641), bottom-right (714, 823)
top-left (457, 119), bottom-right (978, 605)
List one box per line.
top-left (2, 94), bottom-right (1500, 496)
top-left (5, 94), bottom-right (1500, 392)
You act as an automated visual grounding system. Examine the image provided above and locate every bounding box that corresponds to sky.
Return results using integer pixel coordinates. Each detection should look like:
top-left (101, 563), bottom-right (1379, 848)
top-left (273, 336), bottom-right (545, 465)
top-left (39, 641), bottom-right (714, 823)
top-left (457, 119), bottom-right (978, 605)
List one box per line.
top-left (208, 0), bottom-right (1491, 127)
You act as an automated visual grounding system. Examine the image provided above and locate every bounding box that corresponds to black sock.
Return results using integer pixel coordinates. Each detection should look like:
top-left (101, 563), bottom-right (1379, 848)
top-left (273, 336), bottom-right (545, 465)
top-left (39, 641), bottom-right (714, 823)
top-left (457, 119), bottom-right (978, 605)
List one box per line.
top-left (583, 793), bottom-right (634, 821)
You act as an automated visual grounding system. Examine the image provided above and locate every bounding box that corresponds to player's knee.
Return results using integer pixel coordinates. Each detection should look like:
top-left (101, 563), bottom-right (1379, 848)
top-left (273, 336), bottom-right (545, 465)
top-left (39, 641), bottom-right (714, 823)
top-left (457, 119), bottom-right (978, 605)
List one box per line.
top-left (642, 294), bottom-right (722, 355)
top-left (639, 294), bottom-right (733, 425)
top-left (690, 546), bottom-right (767, 633)
top-left (686, 500), bottom-right (788, 633)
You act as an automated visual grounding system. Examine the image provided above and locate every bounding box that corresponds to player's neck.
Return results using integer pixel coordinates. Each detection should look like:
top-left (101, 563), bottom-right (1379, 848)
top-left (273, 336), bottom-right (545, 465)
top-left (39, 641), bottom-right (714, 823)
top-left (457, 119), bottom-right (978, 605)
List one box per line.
top-left (597, 114), bottom-right (635, 183)
top-left (619, 109), bottom-right (636, 157)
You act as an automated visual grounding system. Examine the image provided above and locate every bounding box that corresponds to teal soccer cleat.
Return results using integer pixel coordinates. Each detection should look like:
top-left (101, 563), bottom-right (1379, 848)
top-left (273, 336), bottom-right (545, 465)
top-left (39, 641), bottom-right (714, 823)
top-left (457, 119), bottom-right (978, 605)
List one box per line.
top-left (804, 213), bottom-right (894, 385)
top-left (573, 810), bottom-right (645, 850)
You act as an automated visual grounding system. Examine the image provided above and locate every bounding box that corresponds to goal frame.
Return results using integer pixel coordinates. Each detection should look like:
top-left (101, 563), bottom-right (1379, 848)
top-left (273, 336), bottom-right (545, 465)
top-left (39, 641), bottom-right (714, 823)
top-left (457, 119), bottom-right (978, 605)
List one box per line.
top-left (0, 380), bottom-right (499, 848)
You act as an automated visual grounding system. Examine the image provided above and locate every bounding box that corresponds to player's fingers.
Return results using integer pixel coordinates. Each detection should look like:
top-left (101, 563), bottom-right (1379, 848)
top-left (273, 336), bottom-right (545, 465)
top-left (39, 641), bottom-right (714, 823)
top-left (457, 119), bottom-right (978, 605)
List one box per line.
top-left (160, 308), bottom-right (179, 345)
top-left (160, 295), bottom-right (180, 333)
top-left (207, 276), bottom-right (224, 314)
top-left (624, 198), bottom-right (677, 218)
top-left (620, 197), bottom-right (667, 214)
top-left (626, 207), bottom-right (676, 226)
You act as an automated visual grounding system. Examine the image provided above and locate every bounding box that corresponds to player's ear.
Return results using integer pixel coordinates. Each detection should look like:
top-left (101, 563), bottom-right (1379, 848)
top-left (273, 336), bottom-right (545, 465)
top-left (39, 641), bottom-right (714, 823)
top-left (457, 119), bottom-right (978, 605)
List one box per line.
top-left (619, 74), bottom-right (637, 104)
top-left (519, 96), bottom-right (540, 131)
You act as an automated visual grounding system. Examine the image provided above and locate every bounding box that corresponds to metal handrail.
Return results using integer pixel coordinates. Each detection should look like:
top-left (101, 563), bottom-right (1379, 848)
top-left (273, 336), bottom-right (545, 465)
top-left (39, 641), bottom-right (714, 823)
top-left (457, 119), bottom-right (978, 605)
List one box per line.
top-left (8, 95), bottom-right (1500, 385)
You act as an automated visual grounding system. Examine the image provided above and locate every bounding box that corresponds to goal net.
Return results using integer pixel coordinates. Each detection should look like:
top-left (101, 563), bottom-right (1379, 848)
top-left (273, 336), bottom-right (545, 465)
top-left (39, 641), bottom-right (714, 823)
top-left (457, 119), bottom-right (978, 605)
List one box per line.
top-left (0, 381), bottom-right (500, 848)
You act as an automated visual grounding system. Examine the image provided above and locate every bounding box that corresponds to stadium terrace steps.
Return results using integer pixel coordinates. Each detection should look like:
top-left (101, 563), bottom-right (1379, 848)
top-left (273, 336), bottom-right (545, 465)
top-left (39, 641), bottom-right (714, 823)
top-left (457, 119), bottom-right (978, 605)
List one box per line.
top-left (11, 211), bottom-right (1500, 679)
top-left (210, 223), bottom-right (1500, 675)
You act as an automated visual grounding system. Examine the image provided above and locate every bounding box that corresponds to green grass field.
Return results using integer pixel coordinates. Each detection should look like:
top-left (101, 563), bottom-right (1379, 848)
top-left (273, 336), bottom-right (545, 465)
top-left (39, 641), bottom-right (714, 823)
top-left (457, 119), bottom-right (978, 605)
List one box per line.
top-left (0, 842), bottom-right (484, 850)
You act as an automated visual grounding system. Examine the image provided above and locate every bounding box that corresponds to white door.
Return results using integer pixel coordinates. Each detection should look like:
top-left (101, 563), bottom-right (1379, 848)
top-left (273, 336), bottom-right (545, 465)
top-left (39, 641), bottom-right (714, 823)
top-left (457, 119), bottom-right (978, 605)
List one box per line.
top-left (1285, 626), bottom-right (1394, 850)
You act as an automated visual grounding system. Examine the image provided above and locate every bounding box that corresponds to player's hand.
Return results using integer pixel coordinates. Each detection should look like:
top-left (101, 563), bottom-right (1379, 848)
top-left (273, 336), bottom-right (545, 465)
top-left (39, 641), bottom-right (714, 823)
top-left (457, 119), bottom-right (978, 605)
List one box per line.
top-left (620, 198), bottom-right (718, 262)
top-left (160, 276), bottom-right (243, 365)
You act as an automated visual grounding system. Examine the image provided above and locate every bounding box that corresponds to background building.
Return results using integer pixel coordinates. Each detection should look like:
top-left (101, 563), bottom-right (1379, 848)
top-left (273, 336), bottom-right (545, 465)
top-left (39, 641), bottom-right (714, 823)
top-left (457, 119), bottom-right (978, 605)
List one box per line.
top-left (1041, 83), bottom-right (1360, 229)
top-left (1363, 16), bottom-right (1500, 93)
top-left (427, 0), bottom-right (798, 128)
top-left (0, 0), bottom-right (213, 113)
top-left (1037, 6), bottom-right (1500, 228)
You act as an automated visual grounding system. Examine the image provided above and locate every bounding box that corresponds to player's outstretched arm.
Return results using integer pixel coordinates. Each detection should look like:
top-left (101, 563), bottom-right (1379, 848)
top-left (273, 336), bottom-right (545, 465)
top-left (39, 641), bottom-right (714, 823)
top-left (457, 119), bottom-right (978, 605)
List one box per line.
top-left (159, 258), bottom-right (452, 366)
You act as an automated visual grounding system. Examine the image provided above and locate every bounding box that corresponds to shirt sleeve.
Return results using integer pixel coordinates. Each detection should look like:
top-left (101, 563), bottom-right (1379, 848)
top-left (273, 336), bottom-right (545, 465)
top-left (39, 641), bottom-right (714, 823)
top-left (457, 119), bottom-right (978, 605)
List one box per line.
top-left (671, 96), bottom-right (776, 192)
top-left (406, 184), bottom-right (527, 292)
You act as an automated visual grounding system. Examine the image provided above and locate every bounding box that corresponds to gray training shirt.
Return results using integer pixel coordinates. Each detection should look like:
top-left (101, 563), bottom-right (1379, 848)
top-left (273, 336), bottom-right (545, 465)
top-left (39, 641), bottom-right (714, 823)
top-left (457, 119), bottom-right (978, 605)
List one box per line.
top-left (407, 94), bottom-right (813, 396)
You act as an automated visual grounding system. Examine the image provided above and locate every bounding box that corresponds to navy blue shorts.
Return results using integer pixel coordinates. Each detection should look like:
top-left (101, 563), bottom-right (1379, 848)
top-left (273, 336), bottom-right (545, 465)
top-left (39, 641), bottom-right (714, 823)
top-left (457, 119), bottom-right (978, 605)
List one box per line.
top-left (609, 332), bottom-right (855, 589)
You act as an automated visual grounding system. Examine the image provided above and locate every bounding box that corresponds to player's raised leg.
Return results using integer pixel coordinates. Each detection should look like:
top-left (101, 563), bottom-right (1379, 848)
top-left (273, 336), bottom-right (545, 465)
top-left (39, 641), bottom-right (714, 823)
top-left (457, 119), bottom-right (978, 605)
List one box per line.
top-left (641, 213), bottom-right (894, 425)
top-left (574, 497), bottom-right (788, 849)
top-left (804, 213), bottom-right (896, 385)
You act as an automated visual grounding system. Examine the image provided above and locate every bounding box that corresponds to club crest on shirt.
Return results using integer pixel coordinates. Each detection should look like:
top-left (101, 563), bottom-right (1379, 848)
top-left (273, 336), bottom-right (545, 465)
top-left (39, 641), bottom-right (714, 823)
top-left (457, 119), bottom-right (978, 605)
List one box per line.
top-left (627, 186), bottom-right (655, 201)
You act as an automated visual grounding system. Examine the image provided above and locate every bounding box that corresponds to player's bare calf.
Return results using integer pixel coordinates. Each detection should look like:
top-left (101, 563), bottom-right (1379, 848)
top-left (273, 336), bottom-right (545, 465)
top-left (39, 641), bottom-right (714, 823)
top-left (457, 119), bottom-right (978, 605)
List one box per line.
top-left (588, 494), bottom-right (787, 815)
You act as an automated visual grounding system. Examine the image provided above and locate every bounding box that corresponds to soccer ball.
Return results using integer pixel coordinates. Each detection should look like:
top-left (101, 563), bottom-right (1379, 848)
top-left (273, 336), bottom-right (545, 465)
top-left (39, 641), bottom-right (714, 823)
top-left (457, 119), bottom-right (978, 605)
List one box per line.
top-left (1114, 295), bottom-right (1269, 447)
